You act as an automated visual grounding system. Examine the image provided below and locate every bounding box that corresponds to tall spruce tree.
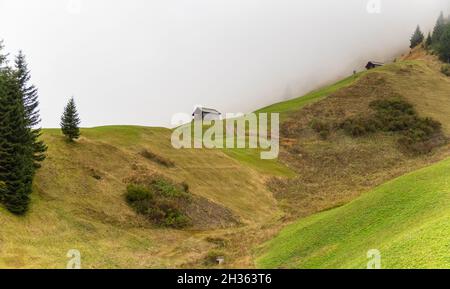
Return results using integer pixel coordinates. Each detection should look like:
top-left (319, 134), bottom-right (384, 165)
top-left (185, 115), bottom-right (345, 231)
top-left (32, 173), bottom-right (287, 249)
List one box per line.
top-left (0, 67), bottom-right (33, 214)
top-left (14, 51), bottom-right (47, 168)
top-left (61, 97), bottom-right (81, 141)
top-left (432, 12), bottom-right (446, 46)
top-left (0, 45), bottom-right (9, 203)
top-left (410, 26), bottom-right (424, 49)
top-left (0, 44), bottom-right (42, 215)
top-left (437, 24), bottom-right (450, 63)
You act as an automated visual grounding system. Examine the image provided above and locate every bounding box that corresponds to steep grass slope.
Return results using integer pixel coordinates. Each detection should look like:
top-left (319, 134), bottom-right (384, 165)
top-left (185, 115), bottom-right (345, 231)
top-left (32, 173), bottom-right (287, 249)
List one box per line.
top-left (262, 52), bottom-right (450, 219)
top-left (255, 49), bottom-right (450, 269)
top-left (256, 74), bottom-right (362, 119)
top-left (0, 126), bottom-right (285, 268)
top-left (391, 50), bottom-right (450, 134)
top-left (256, 157), bottom-right (450, 269)
top-left (1, 48), bottom-right (450, 269)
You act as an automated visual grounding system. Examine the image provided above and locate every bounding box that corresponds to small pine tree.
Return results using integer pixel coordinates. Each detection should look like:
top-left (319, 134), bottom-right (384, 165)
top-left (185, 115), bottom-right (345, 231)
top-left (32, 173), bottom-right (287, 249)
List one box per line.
top-left (425, 32), bottom-right (432, 49)
top-left (437, 24), bottom-right (450, 63)
top-left (14, 51), bottom-right (47, 169)
top-left (61, 97), bottom-right (81, 141)
top-left (432, 12), bottom-right (446, 45)
top-left (410, 25), bottom-right (424, 49)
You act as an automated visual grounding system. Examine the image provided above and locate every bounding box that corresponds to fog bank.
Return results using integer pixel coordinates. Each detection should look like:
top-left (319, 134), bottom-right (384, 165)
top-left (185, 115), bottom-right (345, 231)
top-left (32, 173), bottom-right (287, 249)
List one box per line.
top-left (1, 0), bottom-right (449, 128)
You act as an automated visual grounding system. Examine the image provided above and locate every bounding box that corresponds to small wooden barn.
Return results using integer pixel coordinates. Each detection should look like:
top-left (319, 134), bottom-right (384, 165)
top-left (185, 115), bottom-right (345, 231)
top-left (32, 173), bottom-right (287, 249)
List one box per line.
top-left (192, 107), bottom-right (222, 121)
top-left (365, 61), bottom-right (384, 70)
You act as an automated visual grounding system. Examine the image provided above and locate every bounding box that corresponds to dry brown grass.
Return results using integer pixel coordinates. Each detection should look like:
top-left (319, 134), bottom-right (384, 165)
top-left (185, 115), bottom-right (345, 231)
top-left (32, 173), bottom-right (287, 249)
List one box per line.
top-left (0, 125), bottom-right (280, 268)
top-left (270, 64), bottom-right (450, 219)
top-left (2, 49), bottom-right (450, 269)
top-left (139, 149), bottom-right (175, 168)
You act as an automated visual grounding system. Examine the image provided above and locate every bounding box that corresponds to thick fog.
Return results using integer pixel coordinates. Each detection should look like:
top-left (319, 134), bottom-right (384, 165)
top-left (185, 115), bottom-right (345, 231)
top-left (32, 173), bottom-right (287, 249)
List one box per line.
top-left (0, 0), bottom-right (449, 128)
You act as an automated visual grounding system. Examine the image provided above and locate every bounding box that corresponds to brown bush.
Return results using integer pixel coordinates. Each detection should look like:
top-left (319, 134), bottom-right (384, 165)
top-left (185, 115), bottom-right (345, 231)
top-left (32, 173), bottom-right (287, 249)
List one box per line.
top-left (341, 98), bottom-right (445, 154)
top-left (310, 119), bottom-right (331, 140)
top-left (125, 175), bottom-right (191, 228)
top-left (139, 149), bottom-right (175, 168)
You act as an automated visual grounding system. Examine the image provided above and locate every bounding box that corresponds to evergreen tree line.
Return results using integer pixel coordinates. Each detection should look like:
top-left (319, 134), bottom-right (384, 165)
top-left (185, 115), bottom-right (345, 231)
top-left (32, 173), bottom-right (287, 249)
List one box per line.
top-left (0, 39), bottom-right (81, 215)
top-left (0, 41), bottom-right (46, 215)
top-left (411, 12), bottom-right (450, 63)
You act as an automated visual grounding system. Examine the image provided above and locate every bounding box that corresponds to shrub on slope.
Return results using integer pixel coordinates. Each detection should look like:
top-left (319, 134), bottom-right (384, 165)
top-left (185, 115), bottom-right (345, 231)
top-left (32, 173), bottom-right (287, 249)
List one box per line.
top-left (125, 175), bottom-right (192, 228)
top-left (125, 173), bottom-right (240, 230)
top-left (269, 68), bottom-right (449, 219)
top-left (341, 98), bottom-right (446, 154)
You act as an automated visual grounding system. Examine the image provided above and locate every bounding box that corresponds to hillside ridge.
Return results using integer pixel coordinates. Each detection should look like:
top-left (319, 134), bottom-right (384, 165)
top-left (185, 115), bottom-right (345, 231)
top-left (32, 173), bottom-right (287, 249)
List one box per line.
top-left (2, 49), bottom-right (450, 268)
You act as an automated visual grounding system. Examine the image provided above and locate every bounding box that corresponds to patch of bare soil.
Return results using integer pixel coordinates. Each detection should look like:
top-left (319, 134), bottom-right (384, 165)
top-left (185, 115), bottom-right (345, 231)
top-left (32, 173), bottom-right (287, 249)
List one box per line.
top-left (185, 195), bottom-right (241, 230)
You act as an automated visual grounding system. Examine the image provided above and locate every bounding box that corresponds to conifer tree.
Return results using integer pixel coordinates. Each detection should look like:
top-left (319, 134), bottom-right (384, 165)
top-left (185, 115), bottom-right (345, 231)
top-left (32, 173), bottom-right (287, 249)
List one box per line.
top-left (410, 25), bottom-right (424, 49)
top-left (0, 68), bottom-right (33, 214)
top-left (0, 48), bottom-right (9, 203)
top-left (432, 12), bottom-right (446, 45)
top-left (425, 32), bottom-right (432, 49)
top-left (437, 24), bottom-right (450, 63)
top-left (0, 44), bottom-right (41, 215)
top-left (14, 51), bottom-right (47, 168)
top-left (61, 97), bottom-right (81, 141)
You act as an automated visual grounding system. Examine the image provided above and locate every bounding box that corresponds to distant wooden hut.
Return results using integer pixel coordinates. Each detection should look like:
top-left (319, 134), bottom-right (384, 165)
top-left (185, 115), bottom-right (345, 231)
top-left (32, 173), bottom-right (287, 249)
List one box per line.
top-left (365, 61), bottom-right (384, 70)
top-left (192, 107), bottom-right (222, 121)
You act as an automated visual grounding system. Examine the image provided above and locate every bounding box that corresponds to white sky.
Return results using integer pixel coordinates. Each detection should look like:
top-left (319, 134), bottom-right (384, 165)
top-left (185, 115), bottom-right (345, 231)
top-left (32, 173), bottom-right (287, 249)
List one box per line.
top-left (1, 0), bottom-right (449, 128)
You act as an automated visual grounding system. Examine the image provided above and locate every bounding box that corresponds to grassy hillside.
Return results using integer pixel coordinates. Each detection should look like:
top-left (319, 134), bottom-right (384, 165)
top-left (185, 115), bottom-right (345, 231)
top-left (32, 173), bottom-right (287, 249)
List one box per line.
top-left (261, 58), bottom-right (450, 219)
top-left (255, 49), bottom-right (450, 269)
top-left (387, 51), bottom-right (450, 134)
top-left (256, 156), bottom-right (450, 269)
top-left (1, 48), bottom-right (450, 269)
top-left (0, 126), bottom-right (285, 268)
top-left (256, 74), bottom-right (362, 119)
